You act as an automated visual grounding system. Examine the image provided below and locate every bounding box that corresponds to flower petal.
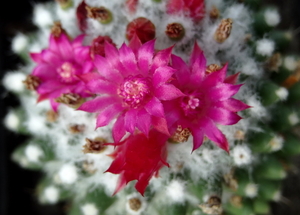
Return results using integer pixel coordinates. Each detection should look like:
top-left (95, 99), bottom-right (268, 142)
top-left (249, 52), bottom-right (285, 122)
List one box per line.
top-left (189, 42), bottom-right (206, 84)
top-left (94, 55), bottom-right (122, 82)
top-left (72, 35), bottom-right (85, 48)
top-left (144, 97), bottom-right (165, 118)
top-left (57, 34), bottom-right (74, 60)
top-left (207, 84), bottom-right (243, 101)
top-left (78, 96), bottom-right (119, 113)
top-left (138, 39), bottom-right (155, 75)
top-left (41, 50), bottom-right (62, 65)
top-left (155, 84), bottom-right (184, 100)
top-left (129, 33), bottom-right (143, 55)
top-left (96, 103), bottom-right (123, 128)
top-left (74, 46), bottom-right (90, 63)
top-left (171, 54), bottom-right (190, 86)
top-left (124, 109), bottom-right (138, 134)
top-left (32, 64), bottom-right (56, 81)
top-left (86, 78), bottom-right (117, 94)
top-left (191, 128), bottom-right (204, 151)
top-left (207, 107), bottom-right (242, 125)
top-left (112, 114), bottom-right (126, 142)
top-left (50, 99), bottom-right (59, 112)
top-left (202, 118), bottom-right (229, 152)
top-left (30, 53), bottom-right (42, 63)
top-left (152, 116), bottom-right (170, 136)
top-left (225, 72), bottom-right (240, 84)
top-left (152, 66), bottom-right (175, 87)
top-left (37, 80), bottom-right (64, 94)
top-left (214, 98), bottom-right (250, 112)
top-left (136, 108), bottom-right (151, 135)
top-left (201, 64), bottom-right (228, 89)
top-left (150, 45), bottom-right (173, 72)
top-left (119, 43), bottom-right (140, 75)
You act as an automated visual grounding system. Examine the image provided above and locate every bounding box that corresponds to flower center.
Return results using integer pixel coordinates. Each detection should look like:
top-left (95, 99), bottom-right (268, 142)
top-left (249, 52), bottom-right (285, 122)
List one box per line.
top-left (57, 62), bottom-right (80, 83)
top-left (181, 95), bottom-right (201, 116)
top-left (119, 75), bottom-right (150, 108)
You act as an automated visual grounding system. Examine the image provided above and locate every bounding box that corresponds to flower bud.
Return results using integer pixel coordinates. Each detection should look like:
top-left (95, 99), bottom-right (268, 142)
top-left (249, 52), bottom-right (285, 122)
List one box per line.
top-left (55, 0), bottom-right (73, 10)
top-left (214, 18), bottom-right (233, 43)
top-left (86, 5), bottom-right (113, 24)
top-left (165, 23), bottom-right (185, 41)
top-left (126, 17), bottom-right (156, 43)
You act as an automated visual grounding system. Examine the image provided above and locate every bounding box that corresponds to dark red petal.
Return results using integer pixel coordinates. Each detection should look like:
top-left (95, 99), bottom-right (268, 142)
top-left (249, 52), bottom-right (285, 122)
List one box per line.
top-left (76, 0), bottom-right (88, 32)
top-left (126, 0), bottom-right (139, 13)
top-left (126, 17), bottom-right (156, 44)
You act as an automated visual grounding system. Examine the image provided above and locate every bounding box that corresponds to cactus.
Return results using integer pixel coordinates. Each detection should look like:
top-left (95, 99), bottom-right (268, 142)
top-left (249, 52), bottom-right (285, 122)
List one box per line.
top-left (3, 0), bottom-right (300, 214)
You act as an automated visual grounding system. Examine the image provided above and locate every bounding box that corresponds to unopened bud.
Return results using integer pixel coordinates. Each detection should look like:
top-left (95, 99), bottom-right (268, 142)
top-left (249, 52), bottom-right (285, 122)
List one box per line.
top-left (90, 35), bottom-right (116, 58)
top-left (214, 18), bottom-right (233, 43)
top-left (83, 137), bottom-right (107, 154)
top-left (230, 195), bottom-right (243, 208)
top-left (199, 196), bottom-right (223, 215)
top-left (206, 64), bottom-right (221, 75)
top-left (266, 52), bottom-right (282, 72)
top-left (55, 0), bottom-right (73, 10)
top-left (209, 5), bottom-right (220, 19)
top-left (23, 75), bottom-right (41, 91)
top-left (128, 198), bottom-right (142, 211)
top-left (69, 124), bottom-right (85, 134)
top-left (55, 93), bottom-right (85, 108)
top-left (86, 6), bottom-right (113, 24)
top-left (46, 110), bottom-right (59, 122)
top-left (126, 17), bottom-right (156, 43)
top-left (165, 23), bottom-right (185, 41)
top-left (82, 160), bottom-right (97, 174)
top-left (170, 125), bottom-right (191, 143)
top-left (51, 21), bottom-right (69, 39)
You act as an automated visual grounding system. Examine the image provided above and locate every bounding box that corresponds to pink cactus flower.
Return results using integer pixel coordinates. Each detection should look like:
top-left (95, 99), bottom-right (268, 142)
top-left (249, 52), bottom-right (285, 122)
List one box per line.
top-left (30, 33), bottom-right (94, 111)
top-left (126, 0), bottom-right (139, 14)
top-left (166, 0), bottom-right (205, 22)
top-left (78, 35), bottom-right (183, 142)
top-left (165, 43), bottom-right (250, 152)
top-left (106, 129), bottom-right (169, 195)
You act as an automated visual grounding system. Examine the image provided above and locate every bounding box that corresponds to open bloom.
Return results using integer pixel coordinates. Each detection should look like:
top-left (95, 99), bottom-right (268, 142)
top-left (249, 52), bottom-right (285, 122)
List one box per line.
top-left (106, 130), bottom-right (169, 195)
top-left (30, 33), bottom-right (94, 111)
top-left (78, 35), bottom-right (183, 142)
top-left (166, 0), bottom-right (205, 22)
top-left (165, 43), bottom-right (249, 152)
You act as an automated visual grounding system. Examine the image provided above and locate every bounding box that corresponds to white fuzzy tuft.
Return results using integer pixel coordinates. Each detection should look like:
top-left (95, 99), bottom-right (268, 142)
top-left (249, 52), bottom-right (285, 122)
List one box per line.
top-left (245, 183), bottom-right (258, 198)
top-left (4, 111), bottom-right (20, 131)
top-left (58, 164), bottom-right (78, 184)
top-left (283, 56), bottom-right (297, 71)
top-left (12, 34), bottom-right (28, 53)
top-left (165, 180), bottom-right (186, 203)
top-left (275, 87), bottom-right (288, 100)
top-left (81, 203), bottom-right (99, 215)
top-left (125, 193), bottom-right (147, 215)
top-left (272, 191), bottom-right (281, 202)
top-left (33, 4), bottom-right (54, 28)
top-left (264, 9), bottom-right (280, 27)
top-left (3, 72), bottom-right (26, 93)
top-left (256, 39), bottom-right (275, 57)
top-left (25, 145), bottom-right (44, 162)
top-left (288, 113), bottom-right (299, 126)
top-left (44, 186), bottom-right (60, 203)
top-left (231, 145), bottom-right (252, 166)
top-left (269, 135), bottom-right (284, 152)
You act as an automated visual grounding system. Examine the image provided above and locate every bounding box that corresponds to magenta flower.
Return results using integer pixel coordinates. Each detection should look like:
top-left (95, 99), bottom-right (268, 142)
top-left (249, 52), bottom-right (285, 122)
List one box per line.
top-left (165, 43), bottom-right (250, 152)
top-left (166, 0), bottom-right (205, 22)
top-left (106, 129), bottom-right (169, 195)
top-left (30, 33), bottom-right (94, 111)
top-left (78, 35), bottom-right (183, 142)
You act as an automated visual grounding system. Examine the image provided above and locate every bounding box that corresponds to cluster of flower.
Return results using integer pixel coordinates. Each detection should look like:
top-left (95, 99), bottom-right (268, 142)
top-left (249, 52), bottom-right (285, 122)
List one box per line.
top-left (23, 0), bottom-right (249, 196)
